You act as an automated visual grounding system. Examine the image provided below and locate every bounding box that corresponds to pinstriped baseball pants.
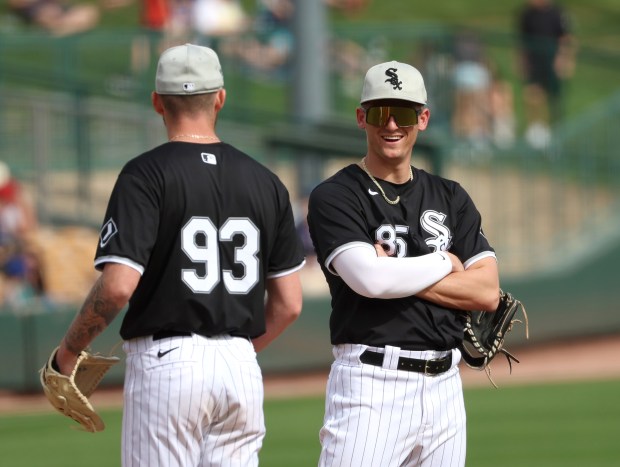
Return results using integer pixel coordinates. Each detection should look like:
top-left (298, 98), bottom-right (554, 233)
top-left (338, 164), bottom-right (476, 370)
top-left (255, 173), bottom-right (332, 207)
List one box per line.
top-left (122, 334), bottom-right (264, 467)
top-left (319, 344), bottom-right (466, 467)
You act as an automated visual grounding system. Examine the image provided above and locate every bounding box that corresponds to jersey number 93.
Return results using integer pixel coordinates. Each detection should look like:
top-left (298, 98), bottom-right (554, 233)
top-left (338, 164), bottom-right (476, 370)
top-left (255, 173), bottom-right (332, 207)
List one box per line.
top-left (181, 216), bottom-right (260, 295)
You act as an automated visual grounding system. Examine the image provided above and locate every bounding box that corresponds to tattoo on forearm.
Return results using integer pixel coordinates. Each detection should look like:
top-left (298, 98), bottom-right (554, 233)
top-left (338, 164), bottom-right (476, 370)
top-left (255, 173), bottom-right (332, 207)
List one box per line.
top-left (65, 277), bottom-right (120, 355)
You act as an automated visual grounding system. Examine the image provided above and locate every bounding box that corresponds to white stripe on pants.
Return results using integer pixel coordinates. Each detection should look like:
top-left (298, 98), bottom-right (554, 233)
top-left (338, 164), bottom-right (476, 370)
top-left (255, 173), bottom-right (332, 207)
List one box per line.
top-left (319, 344), bottom-right (466, 467)
top-left (122, 333), bottom-right (264, 467)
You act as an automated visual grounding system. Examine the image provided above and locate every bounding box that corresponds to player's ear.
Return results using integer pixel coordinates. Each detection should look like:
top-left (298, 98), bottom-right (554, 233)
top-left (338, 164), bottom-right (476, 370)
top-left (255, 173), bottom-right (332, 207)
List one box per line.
top-left (356, 107), bottom-right (366, 129)
top-left (152, 92), bottom-right (164, 116)
top-left (214, 89), bottom-right (226, 112)
top-left (416, 107), bottom-right (430, 131)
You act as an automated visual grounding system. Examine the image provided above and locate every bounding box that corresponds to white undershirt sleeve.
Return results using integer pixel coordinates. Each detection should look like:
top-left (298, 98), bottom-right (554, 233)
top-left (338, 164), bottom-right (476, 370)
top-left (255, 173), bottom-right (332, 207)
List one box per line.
top-left (331, 243), bottom-right (452, 299)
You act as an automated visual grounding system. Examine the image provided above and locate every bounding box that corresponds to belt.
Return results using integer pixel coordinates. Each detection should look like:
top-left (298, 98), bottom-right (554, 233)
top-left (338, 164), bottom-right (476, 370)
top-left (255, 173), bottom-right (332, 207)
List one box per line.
top-left (359, 349), bottom-right (452, 376)
top-left (153, 330), bottom-right (192, 341)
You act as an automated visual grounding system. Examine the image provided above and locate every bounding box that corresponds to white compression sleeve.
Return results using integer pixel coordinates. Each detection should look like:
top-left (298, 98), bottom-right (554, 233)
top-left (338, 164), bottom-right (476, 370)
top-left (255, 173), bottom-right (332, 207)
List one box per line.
top-left (331, 244), bottom-right (452, 299)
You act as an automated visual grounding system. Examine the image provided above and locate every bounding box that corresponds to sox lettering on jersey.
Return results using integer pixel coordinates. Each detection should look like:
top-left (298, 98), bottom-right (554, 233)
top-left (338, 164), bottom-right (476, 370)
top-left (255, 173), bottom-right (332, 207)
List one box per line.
top-left (420, 210), bottom-right (453, 252)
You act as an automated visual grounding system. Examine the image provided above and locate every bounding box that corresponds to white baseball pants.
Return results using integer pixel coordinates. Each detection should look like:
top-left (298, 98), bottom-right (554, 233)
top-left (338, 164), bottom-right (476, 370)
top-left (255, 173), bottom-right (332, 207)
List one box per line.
top-left (319, 344), bottom-right (466, 467)
top-left (122, 333), bottom-right (264, 467)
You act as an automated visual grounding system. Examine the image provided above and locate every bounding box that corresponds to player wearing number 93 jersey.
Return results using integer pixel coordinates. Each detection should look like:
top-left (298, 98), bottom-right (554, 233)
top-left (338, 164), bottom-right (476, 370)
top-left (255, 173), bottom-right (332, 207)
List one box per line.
top-left (97, 140), bottom-right (303, 341)
top-left (50, 43), bottom-right (304, 467)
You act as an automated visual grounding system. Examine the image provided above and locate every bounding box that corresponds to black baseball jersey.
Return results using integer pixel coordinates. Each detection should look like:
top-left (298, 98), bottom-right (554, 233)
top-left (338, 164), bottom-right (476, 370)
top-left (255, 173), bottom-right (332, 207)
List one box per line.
top-left (307, 164), bottom-right (496, 351)
top-left (95, 142), bottom-right (305, 340)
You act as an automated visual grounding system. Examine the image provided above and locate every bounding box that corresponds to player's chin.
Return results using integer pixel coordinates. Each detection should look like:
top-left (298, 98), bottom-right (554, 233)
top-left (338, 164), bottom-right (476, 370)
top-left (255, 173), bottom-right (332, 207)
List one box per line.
top-left (380, 142), bottom-right (412, 159)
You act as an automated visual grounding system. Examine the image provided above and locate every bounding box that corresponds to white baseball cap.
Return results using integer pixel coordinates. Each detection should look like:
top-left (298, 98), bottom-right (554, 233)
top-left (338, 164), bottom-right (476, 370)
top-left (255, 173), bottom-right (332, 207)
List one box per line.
top-left (360, 61), bottom-right (427, 105)
top-left (155, 43), bottom-right (224, 95)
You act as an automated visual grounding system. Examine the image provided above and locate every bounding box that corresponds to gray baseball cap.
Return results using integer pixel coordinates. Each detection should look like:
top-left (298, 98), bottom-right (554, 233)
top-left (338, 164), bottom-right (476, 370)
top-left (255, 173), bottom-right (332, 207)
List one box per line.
top-left (360, 61), bottom-right (427, 105)
top-left (155, 43), bottom-right (224, 95)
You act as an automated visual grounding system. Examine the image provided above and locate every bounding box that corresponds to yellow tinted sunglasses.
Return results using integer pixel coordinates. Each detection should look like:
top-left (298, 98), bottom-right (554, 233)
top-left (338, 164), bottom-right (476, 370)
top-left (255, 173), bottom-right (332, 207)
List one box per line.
top-left (365, 106), bottom-right (419, 127)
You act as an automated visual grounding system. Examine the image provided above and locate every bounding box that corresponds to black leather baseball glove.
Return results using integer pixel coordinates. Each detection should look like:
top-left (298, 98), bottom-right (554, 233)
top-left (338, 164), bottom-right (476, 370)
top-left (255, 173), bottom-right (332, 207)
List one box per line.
top-left (460, 289), bottom-right (529, 387)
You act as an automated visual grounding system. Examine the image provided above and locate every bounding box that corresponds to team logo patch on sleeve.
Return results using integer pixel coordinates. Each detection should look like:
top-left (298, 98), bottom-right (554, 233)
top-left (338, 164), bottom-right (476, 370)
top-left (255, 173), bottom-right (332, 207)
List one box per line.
top-left (99, 218), bottom-right (118, 248)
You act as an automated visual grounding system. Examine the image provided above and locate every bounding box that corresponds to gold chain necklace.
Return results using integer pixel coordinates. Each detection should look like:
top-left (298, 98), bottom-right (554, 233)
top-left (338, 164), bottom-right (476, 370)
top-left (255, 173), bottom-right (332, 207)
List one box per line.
top-left (169, 134), bottom-right (219, 142)
top-left (361, 157), bottom-right (413, 205)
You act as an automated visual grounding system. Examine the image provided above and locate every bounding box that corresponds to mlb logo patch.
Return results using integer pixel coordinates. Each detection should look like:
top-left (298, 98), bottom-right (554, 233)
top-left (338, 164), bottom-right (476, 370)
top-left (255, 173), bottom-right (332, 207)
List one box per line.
top-left (201, 153), bottom-right (217, 165)
top-left (183, 82), bottom-right (196, 92)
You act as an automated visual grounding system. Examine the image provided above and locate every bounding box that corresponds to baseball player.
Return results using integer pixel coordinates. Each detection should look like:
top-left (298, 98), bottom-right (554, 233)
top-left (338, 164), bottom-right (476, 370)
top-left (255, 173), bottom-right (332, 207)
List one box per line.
top-left (307, 61), bottom-right (500, 466)
top-left (51, 43), bottom-right (305, 466)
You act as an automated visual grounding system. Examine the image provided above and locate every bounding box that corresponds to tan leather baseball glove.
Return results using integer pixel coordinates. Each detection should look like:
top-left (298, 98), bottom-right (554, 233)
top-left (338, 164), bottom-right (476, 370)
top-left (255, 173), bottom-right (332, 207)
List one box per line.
top-left (39, 346), bottom-right (119, 432)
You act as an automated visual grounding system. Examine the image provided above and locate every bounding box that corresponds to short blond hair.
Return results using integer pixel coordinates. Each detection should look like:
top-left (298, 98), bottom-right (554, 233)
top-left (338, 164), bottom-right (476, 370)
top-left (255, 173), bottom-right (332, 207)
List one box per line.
top-left (159, 93), bottom-right (217, 119)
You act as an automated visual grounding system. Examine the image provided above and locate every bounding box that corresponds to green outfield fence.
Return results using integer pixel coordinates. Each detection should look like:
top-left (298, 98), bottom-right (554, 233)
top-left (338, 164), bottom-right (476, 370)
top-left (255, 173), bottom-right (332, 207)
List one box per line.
top-left (1, 26), bottom-right (619, 391)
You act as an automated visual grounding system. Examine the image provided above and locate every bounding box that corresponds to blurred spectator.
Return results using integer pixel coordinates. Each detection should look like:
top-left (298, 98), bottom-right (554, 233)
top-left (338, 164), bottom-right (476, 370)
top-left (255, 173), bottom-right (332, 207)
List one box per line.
top-left (221, 0), bottom-right (374, 83)
top-left (451, 32), bottom-right (492, 147)
top-left (126, 0), bottom-right (171, 80)
top-left (517, 0), bottom-right (575, 149)
top-left (0, 163), bottom-right (37, 244)
top-left (0, 161), bottom-right (48, 311)
top-left (7, 0), bottom-right (100, 36)
top-left (221, 0), bottom-right (293, 80)
top-left (164, 0), bottom-right (196, 44)
top-left (0, 244), bottom-right (47, 310)
top-left (122, 0), bottom-right (248, 80)
top-left (450, 32), bottom-right (517, 152)
top-left (112, 0), bottom-right (196, 96)
top-left (325, 1), bottom-right (382, 99)
top-left (140, 0), bottom-right (170, 30)
top-left (489, 67), bottom-right (516, 149)
top-left (192, 0), bottom-right (248, 39)
top-left (332, 36), bottom-right (388, 99)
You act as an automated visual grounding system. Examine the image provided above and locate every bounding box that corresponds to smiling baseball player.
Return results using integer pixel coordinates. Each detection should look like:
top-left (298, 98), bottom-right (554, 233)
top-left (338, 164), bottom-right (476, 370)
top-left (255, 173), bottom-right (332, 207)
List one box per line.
top-left (307, 61), bottom-right (500, 466)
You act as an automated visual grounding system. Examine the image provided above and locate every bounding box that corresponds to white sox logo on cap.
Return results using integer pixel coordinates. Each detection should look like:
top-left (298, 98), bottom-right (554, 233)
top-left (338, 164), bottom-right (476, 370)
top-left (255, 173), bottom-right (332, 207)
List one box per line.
top-left (384, 68), bottom-right (402, 90)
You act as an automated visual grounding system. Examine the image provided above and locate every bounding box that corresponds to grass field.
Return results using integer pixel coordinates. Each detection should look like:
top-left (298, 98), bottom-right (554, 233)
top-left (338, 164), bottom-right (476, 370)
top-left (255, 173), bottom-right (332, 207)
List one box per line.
top-left (1, 378), bottom-right (618, 467)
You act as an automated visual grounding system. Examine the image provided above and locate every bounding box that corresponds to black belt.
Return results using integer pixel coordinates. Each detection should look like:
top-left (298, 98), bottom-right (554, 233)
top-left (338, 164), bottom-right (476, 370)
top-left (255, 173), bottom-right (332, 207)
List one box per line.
top-left (360, 349), bottom-right (452, 376)
top-left (153, 330), bottom-right (192, 341)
